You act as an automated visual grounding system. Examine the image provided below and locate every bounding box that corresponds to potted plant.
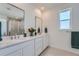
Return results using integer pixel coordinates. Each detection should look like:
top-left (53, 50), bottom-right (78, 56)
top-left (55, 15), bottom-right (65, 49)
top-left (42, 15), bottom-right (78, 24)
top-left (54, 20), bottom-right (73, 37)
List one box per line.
top-left (28, 27), bottom-right (36, 36)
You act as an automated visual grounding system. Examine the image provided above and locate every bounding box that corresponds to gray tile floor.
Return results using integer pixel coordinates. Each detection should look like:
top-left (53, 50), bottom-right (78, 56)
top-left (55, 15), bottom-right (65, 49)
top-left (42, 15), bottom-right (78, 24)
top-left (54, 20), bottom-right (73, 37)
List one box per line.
top-left (41, 47), bottom-right (79, 56)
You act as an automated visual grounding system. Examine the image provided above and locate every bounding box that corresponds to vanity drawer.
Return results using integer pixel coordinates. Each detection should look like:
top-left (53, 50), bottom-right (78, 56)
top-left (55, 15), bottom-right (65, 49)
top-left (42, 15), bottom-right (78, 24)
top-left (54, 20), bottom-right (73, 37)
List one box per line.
top-left (0, 43), bottom-right (23, 56)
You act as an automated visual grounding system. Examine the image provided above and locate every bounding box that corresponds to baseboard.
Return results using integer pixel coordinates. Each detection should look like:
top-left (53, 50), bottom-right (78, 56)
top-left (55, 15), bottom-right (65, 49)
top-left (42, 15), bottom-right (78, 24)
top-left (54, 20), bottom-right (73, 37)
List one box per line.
top-left (39, 46), bottom-right (49, 56)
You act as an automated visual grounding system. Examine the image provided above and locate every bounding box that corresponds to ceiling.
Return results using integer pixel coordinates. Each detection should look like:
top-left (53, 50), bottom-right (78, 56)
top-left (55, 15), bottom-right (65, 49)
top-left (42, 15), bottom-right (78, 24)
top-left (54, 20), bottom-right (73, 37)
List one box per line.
top-left (30, 3), bottom-right (66, 7)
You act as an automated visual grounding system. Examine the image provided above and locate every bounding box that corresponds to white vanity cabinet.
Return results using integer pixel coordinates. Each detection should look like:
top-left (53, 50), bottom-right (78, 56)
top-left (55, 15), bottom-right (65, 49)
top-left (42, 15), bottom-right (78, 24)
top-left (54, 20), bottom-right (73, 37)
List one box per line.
top-left (35, 37), bottom-right (43, 56)
top-left (22, 40), bottom-right (34, 56)
top-left (7, 40), bottom-right (35, 56)
top-left (7, 49), bottom-right (22, 56)
top-left (35, 34), bottom-right (49, 56)
top-left (0, 34), bottom-right (49, 56)
top-left (0, 43), bottom-right (22, 56)
top-left (42, 34), bottom-right (49, 50)
top-left (0, 39), bottom-right (35, 56)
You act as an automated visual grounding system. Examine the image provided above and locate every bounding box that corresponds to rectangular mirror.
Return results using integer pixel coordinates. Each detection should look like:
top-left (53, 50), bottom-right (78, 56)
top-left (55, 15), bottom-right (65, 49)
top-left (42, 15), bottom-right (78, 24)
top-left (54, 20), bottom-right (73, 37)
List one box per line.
top-left (0, 3), bottom-right (24, 36)
top-left (35, 16), bottom-right (42, 34)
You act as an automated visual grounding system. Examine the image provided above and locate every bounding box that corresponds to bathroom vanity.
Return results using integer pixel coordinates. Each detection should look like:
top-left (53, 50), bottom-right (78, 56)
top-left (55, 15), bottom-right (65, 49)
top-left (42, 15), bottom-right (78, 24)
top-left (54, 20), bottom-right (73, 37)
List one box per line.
top-left (0, 33), bottom-right (49, 56)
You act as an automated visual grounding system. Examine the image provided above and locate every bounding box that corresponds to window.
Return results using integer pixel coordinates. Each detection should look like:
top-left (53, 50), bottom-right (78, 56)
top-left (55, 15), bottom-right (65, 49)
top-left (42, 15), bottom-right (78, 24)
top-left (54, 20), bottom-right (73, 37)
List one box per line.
top-left (59, 9), bottom-right (71, 30)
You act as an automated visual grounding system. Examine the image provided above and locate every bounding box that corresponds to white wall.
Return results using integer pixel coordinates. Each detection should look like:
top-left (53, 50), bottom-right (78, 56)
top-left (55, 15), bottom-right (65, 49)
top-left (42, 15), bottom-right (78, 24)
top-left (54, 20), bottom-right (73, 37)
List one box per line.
top-left (47, 3), bottom-right (79, 54)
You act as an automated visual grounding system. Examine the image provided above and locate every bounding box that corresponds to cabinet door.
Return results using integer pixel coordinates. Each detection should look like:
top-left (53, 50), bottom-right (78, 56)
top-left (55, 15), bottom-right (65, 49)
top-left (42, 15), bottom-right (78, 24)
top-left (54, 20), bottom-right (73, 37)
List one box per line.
top-left (7, 49), bottom-right (22, 56)
top-left (22, 40), bottom-right (34, 56)
top-left (35, 38), bottom-right (43, 56)
top-left (43, 35), bottom-right (49, 50)
top-left (0, 43), bottom-right (22, 56)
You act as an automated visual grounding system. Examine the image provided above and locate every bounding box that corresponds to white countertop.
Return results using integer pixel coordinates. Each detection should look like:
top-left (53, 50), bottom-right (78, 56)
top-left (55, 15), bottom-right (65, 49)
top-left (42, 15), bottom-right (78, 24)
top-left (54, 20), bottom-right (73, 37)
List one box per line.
top-left (0, 33), bottom-right (46, 50)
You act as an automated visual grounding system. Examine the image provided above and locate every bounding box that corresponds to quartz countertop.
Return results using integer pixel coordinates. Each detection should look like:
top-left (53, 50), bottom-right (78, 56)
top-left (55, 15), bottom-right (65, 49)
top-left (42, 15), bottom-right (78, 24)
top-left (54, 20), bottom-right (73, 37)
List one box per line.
top-left (0, 33), bottom-right (46, 50)
top-left (0, 37), bottom-right (33, 50)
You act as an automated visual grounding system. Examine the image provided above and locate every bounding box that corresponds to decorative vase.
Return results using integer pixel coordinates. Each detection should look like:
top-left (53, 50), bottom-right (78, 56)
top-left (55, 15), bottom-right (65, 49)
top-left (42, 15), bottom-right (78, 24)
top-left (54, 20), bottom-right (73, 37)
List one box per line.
top-left (45, 27), bottom-right (48, 33)
top-left (30, 33), bottom-right (33, 36)
top-left (35, 32), bottom-right (37, 36)
top-left (23, 33), bottom-right (27, 37)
